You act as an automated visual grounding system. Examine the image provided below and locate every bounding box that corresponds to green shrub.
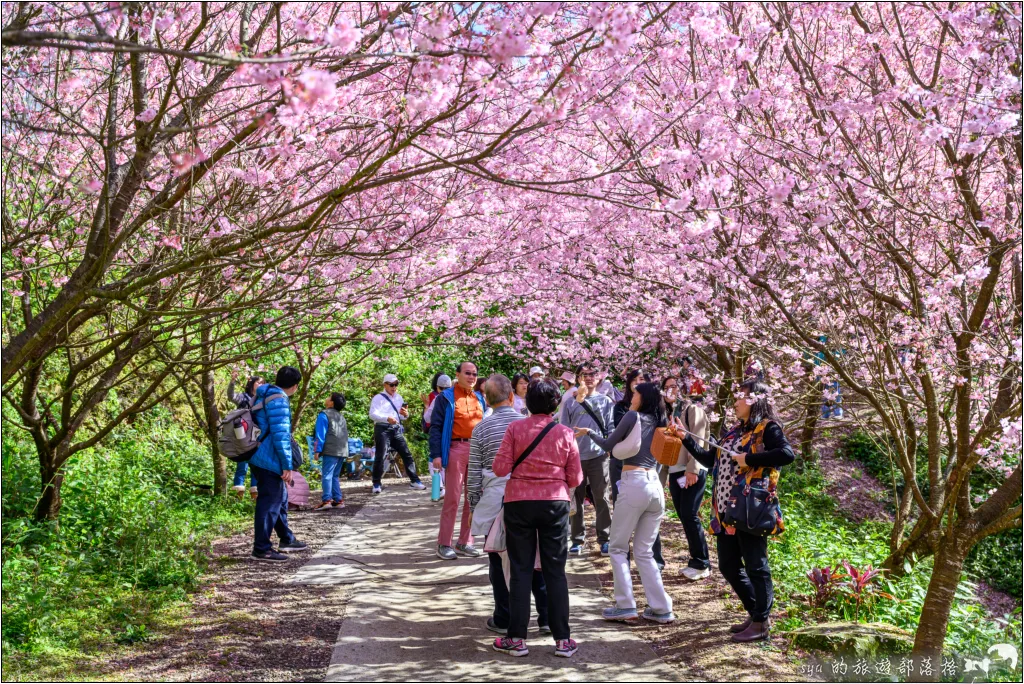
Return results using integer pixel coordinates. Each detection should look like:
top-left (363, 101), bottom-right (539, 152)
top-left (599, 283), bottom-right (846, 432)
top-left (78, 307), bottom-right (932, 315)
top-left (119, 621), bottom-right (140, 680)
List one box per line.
top-left (1, 409), bottom-right (249, 664)
top-left (770, 463), bottom-right (1022, 661)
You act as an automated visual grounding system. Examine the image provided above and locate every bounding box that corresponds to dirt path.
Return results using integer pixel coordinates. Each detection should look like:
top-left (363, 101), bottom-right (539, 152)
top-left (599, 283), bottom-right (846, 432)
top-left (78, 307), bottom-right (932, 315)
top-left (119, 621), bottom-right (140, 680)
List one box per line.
top-left (94, 481), bottom-right (373, 682)
top-left (580, 508), bottom-right (807, 682)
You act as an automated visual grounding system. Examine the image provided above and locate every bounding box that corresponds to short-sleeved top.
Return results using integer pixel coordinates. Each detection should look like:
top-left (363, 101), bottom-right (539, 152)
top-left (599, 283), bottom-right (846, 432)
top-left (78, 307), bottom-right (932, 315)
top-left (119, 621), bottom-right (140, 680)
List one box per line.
top-left (452, 384), bottom-right (484, 439)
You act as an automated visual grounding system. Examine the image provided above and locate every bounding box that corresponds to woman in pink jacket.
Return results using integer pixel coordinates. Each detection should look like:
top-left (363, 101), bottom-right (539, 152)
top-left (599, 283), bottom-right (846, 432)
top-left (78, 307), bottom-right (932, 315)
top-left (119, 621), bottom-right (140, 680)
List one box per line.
top-left (491, 379), bottom-right (583, 660)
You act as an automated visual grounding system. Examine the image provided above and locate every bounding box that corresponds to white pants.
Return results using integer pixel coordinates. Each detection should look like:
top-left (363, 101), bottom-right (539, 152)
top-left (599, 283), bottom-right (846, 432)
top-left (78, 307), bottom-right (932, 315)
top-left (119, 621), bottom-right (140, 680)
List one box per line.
top-left (609, 469), bottom-right (672, 613)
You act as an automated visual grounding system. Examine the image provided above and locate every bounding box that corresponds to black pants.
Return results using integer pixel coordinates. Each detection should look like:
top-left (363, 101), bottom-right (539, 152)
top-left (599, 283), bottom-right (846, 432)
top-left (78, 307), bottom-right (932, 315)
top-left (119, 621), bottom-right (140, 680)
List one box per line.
top-left (251, 465), bottom-right (296, 554)
top-left (669, 470), bottom-right (710, 569)
top-left (488, 552), bottom-right (549, 629)
top-left (716, 530), bottom-right (773, 622)
top-left (611, 458), bottom-right (665, 567)
top-left (372, 423), bottom-right (420, 487)
top-left (504, 500), bottom-right (571, 641)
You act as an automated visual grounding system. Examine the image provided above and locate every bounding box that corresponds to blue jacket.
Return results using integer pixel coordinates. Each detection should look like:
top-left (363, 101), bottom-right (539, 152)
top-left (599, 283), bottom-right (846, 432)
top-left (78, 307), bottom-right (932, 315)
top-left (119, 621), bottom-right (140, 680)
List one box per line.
top-left (429, 386), bottom-right (486, 468)
top-left (248, 383), bottom-right (293, 475)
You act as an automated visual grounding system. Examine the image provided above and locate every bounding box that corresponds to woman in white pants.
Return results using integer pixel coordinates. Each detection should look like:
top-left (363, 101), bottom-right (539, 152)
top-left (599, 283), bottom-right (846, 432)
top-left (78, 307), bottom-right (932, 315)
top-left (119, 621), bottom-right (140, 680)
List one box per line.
top-left (576, 382), bottom-right (674, 623)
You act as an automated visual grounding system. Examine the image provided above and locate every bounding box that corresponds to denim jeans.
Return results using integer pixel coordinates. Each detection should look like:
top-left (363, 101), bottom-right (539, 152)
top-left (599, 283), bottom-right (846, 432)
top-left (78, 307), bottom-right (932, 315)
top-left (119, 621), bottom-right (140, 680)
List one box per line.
top-left (608, 469), bottom-right (672, 613)
top-left (233, 460), bottom-right (256, 489)
top-left (251, 464), bottom-right (297, 554)
top-left (821, 380), bottom-right (843, 418)
top-left (321, 455), bottom-right (344, 503)
top-left (611, 458), bottom-right (665, 567)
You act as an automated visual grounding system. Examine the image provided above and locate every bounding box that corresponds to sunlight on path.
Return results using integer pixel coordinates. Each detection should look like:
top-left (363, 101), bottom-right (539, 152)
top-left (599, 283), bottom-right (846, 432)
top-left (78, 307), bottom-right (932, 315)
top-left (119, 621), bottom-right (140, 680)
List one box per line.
top-left (286, 487), bottom-right (688, 682)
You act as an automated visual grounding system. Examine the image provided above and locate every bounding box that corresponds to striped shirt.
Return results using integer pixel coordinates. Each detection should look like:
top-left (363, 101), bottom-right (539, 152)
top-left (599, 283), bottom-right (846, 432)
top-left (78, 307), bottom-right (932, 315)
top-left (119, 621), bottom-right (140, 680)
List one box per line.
top-left (467, 406), bottom-right (525, 508)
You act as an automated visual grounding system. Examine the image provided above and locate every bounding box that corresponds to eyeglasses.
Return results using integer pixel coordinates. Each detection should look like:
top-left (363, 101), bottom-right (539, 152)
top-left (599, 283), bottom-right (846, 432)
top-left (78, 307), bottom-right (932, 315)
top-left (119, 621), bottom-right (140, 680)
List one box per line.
top-left (462, 371), bottom-right (478, 377)
top-left (385, 382), bottom-right (398, 387)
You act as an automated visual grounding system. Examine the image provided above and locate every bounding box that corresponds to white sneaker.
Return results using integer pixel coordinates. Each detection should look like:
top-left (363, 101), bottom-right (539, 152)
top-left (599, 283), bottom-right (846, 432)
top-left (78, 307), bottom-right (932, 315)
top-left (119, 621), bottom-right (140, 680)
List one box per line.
top-left (682, 566), bottom-right (711, 581)
top-left (410, 481), bottom-right (426, 490)
top-left (372, 485), bottom-right (383, 494)
top-left (232, 485), bottom-right (245, 492)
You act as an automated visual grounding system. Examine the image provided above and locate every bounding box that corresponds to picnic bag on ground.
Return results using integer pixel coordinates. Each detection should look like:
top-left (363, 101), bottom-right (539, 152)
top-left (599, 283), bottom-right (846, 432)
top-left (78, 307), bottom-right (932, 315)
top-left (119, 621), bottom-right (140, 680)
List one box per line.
top-left (483, 422), bottom-right (558, 554)
top-left (651, 426), bottom-right (683, 466)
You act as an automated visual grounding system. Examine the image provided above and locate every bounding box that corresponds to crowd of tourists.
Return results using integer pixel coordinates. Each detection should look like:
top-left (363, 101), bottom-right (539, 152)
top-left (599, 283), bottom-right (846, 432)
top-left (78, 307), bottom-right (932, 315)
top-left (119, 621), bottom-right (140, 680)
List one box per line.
top-left (225, 358), bottom-right (796, 660)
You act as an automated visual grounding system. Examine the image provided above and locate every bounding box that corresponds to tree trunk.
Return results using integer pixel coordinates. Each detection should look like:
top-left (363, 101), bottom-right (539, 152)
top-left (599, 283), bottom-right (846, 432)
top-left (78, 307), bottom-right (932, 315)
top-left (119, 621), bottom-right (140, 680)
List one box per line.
top-left (200, 326), bottom-right (226, 495)
top-left (799, 374), bottom-right (823, 463)
top-left (34, 456), bottom-right (65, 521)
top-left (909, 538), bottom-right (969, 682)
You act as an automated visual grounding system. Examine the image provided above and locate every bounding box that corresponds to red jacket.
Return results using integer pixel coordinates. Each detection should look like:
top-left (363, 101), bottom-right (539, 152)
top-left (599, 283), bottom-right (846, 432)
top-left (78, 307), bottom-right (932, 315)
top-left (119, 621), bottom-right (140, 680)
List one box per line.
top-left (493, 415), bottom-right (583, 503)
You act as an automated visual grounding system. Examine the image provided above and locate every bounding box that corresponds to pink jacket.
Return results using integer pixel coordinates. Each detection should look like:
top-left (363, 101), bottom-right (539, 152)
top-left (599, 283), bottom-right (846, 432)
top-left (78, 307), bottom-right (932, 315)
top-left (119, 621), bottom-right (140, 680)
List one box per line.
top-left (493, 415), bottom-right (583, 503)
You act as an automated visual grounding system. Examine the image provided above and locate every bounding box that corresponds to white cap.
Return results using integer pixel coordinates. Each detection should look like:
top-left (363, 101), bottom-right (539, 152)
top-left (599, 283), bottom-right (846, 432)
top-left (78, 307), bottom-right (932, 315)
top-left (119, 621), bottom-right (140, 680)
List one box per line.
top-left (383, 373), bottom-right (398, 384)
top-left (437, 374), bottom-right (452, 388)
top-left (529, 366), bottom-right (543, 376)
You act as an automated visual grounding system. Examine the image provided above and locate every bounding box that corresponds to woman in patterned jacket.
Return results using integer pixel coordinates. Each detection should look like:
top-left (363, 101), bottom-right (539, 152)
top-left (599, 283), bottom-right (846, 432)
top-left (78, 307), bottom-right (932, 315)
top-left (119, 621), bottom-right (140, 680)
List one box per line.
top-left (676, 379), bottom-right (795, 644)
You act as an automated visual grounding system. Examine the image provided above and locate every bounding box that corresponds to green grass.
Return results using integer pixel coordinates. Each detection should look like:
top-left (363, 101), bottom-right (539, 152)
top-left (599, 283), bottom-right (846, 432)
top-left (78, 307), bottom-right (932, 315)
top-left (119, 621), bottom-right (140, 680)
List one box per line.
top-left (1, 408), bottom-right (251, 679)
top-left (769, 464), bottom-right (1022, 679)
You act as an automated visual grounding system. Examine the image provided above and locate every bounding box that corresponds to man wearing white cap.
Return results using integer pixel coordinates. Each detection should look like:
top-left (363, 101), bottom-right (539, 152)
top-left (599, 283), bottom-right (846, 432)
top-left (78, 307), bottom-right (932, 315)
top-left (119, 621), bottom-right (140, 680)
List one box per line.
top-left (369, 373), bottom-right (425, 494)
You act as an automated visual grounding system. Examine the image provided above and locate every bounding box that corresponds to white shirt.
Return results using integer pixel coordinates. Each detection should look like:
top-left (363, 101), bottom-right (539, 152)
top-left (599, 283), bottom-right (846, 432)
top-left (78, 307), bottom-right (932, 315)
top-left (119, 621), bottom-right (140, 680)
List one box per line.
top-left (369, 391), bottom-right (405, 425)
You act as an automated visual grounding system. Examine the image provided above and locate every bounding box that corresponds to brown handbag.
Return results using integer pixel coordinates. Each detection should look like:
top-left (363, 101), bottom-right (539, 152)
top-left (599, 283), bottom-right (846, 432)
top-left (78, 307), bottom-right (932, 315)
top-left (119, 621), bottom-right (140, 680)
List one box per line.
top-left (651, 426), bottom-right (683, 466)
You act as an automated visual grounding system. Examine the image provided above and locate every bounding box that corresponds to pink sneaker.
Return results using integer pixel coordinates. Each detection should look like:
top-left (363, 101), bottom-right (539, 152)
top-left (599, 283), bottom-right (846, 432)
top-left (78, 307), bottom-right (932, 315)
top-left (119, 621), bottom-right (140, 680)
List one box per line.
top-left (555, 638), bottom-right (578, 658)
top-left (492, 636), bottom-right (528, 657)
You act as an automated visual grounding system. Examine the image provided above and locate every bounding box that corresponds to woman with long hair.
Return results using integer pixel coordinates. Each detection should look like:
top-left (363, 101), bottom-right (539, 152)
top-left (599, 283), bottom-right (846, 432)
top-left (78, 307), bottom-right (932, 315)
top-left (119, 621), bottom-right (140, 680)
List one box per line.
top-left (675, 379), bottom-right (795, 642)
top-left (577, 382), bottom-right (674, 624)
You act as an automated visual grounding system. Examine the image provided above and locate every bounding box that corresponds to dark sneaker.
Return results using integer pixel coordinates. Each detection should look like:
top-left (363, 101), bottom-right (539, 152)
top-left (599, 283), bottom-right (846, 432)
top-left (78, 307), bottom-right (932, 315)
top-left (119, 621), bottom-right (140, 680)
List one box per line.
top-left (486, 618), bottom-right (507, 634)
top-left (251, 550), bottom-right (289, 562)
top-left (278, 540), bottom-right (308, 552)
top-left (555, 638), bottom-right (578, 658)
top-left (493, 637), bottom-right (528, 657)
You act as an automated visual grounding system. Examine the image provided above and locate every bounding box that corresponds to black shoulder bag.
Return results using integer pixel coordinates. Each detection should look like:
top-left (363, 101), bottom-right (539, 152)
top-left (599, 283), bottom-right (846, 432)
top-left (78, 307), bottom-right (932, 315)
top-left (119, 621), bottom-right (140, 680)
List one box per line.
top-left (578, 398), bottom-right (608, 438)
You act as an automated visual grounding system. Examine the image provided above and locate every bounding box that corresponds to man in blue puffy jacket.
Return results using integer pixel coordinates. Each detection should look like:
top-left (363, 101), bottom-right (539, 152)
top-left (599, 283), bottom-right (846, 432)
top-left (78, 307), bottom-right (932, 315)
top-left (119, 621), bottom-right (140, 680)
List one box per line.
top-left (249, 366), bottom-right (308, 562)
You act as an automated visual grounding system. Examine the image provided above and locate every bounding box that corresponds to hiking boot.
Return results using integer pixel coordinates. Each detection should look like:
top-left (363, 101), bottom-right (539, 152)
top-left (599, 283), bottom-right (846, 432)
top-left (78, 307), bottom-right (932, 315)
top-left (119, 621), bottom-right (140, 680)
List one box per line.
top-left (485, 618), bottom-right (507, 634)
top-left (278, 540), bottom-right (308, 552)
top-left (682, 566), bottom-right (711, 581)
top-left (332, 500), bottom-right (345, 508)
top-left (437, 545), bottom-right (457, 560)
top-left (642, 607), bottom-right (676, 624)
top-left (409, 481), bottom-right (426, 490)
top-left (454, 543), bottom-right (482, 558)
top-left (602, 606), bottom-right (639, 622)
top-left (251, 550), bottom-right (289, 562)
top-left (493, 637), bottom-right (528, 657)
top-left (371, 484), bottom-right (383, 494)
top-left (314, 500), bottom-right (333, 510)
top-left (600, 542), bottom-right (610, 556)
top-left (729, 616), bottom-right (752, 634)
top-left (732, 620), bottom-right (770, 643)
top-left (554, 638), bottom-right (578, 658)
